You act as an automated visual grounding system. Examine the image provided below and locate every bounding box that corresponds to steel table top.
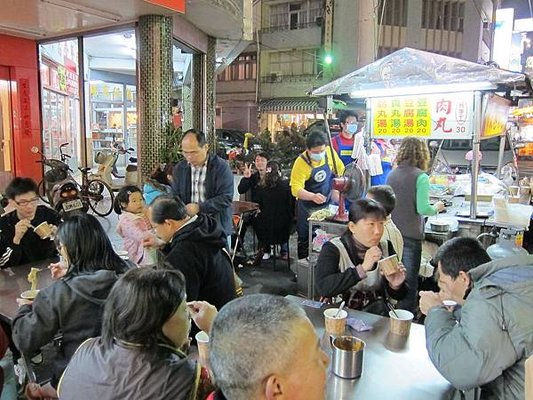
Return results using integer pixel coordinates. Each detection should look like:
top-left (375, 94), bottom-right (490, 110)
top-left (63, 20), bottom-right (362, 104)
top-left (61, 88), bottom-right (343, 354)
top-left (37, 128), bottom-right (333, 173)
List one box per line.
top-left (0, 259), bottom-right (56, 323)
top-left (286, 295), bottom-right (454, 400)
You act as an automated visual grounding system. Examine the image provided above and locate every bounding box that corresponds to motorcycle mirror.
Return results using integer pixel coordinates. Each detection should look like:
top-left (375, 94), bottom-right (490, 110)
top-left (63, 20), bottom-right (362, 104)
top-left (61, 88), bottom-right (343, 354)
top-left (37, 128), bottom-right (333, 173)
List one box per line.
top-left (31, 146), bottom-right (39, 154)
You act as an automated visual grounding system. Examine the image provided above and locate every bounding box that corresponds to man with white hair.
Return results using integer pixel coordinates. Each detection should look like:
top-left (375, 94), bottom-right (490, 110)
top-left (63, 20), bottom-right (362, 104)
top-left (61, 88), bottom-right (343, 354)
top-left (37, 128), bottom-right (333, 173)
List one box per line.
top-left (209, 294), bottom-right (329, 400)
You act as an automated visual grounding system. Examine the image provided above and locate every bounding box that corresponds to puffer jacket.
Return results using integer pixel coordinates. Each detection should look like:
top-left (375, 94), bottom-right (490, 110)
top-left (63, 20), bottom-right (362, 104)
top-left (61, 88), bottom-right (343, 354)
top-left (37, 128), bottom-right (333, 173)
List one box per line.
top-left (58, 338), bottom-right (199, 400)
top-left (425, 254), bottom-right (533, 400)
top-left (12, 270), bottom-right (121, 385)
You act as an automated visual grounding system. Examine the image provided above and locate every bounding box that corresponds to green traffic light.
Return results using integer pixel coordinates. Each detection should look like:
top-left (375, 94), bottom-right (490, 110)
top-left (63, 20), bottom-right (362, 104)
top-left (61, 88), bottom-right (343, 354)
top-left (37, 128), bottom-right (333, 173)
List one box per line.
top-left (324, 54), bottom-right (333, 65)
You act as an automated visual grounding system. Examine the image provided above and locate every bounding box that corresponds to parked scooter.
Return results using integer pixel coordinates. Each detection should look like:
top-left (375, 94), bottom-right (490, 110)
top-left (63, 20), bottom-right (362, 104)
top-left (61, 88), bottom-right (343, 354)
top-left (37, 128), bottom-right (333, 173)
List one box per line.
top-left (93, 143), bottom-right (138, 190)
top-left (32, 144), bottom-right (88, 216)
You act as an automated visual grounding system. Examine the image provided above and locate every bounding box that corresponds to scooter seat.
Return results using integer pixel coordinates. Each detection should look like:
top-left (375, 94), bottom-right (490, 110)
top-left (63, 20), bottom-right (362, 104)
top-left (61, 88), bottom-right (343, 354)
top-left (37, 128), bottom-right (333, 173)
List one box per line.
top-left (79, 167), bottom-right (92, 174)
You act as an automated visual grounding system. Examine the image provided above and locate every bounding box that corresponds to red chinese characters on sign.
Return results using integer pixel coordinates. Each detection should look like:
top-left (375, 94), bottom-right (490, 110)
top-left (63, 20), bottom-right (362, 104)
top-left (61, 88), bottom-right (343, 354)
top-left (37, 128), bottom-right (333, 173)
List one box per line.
top-left (371, 93), bottom-right (473, 138)
top-left (19, 79), bottom-right (32, 137)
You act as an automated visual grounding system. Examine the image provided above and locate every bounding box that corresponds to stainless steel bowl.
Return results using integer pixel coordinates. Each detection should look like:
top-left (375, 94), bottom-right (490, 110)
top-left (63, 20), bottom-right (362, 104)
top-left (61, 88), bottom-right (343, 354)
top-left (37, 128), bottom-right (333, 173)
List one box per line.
top-left (430, 221), bottom-right (450, 232)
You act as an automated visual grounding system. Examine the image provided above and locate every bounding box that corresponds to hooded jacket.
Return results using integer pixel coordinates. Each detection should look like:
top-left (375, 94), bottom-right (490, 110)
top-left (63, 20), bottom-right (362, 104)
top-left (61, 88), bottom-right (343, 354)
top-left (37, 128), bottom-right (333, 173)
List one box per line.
top-left (161, 214), bottom-right (236, 311)
top-left (12, 270), bottom-right (120, 384)
top-left (425, 255), bottom-right (533, 400)
top-left (58, 338), bottom-right (199, 400)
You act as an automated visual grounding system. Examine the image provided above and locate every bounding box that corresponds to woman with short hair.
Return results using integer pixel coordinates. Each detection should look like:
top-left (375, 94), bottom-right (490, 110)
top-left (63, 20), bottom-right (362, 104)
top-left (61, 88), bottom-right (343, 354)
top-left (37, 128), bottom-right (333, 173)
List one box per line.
top-left (386, 137), bottom-right (445, 312)
top-left (12, 213), bottom-right (130, 388)
top-left (315, 199), bottom-right (407, 314)
top-left (58, 267), bottom-right (217, 400)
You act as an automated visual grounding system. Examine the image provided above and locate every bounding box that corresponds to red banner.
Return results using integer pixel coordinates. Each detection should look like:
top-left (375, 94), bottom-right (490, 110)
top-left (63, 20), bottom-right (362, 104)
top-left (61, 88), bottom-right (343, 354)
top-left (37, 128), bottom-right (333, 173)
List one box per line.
top-left (144, 0), bottom-right (185, 13)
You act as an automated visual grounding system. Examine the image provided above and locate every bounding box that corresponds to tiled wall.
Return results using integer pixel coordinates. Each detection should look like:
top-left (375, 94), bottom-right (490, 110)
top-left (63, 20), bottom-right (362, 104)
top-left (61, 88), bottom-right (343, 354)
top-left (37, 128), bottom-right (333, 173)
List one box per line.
top-left (138, 15), bottom-right (173, 180)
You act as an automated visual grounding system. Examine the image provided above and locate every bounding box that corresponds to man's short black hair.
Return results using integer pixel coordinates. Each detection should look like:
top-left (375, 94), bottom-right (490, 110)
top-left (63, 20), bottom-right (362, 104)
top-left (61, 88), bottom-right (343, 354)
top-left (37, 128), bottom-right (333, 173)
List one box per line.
top-left (434, 237), bottom-right (491, 279)
top-left (367, 185), bottom-right (396, 215)
top-left (305, 128), bottom-right (328, 149)
top-left (339, 110), bottom-right (358, 124)
top-left (183, 128), bottom-right (207, 146)
top-left (5, 177), bottom-right (38, 200)
top-left (349, 198), bottom-right (387, 224)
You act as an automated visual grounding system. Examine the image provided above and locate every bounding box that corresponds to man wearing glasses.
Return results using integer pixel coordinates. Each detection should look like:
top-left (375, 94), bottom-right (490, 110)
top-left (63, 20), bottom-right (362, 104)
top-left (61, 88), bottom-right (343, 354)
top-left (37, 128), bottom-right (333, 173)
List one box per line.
top-left (172, 129), bottom-right (234, 247)
top-left (0, 177), bottom-right (61, 268)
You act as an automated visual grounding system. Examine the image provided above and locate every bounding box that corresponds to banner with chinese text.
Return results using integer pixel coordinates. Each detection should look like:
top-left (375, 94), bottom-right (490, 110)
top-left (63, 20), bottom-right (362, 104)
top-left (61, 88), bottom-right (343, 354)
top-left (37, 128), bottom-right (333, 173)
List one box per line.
top-left (370, 93), bottom-right (474, 139)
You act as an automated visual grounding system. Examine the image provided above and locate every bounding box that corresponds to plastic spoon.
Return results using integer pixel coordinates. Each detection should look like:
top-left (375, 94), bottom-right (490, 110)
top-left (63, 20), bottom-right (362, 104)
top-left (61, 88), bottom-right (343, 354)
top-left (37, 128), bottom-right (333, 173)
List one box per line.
top-left (334, 301), bottom-right (345, 318)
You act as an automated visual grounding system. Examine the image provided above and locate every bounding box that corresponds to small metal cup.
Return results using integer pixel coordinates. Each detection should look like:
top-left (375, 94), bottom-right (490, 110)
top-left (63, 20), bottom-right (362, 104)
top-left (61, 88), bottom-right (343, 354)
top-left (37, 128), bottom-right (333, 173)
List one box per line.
top-left (330, 335), bottom-right (365, 379)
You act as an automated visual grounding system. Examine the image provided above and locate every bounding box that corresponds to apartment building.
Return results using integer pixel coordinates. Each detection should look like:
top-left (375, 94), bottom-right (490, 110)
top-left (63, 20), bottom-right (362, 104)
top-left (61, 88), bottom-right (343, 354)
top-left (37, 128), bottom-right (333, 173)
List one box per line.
top-left (216, 0), bottom-right (497, 135)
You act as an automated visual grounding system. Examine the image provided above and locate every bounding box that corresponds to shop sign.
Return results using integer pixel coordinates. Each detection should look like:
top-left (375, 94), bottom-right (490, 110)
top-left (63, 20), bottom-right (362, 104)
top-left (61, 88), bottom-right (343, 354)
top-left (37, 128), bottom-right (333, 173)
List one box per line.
top-left (370, 93), bottom-right (473, 139)
top-left (144, 0), bottom-right (185, 13)
top-left (482, 93), bottom-right (511, 138)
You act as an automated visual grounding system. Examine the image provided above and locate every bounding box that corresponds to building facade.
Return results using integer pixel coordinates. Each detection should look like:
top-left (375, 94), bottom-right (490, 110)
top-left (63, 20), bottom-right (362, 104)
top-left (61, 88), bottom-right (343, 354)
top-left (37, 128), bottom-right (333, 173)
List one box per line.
top-left (215, 0), bottom-right (497, 136)
top-left (0, 0), bottom-right (252, 183)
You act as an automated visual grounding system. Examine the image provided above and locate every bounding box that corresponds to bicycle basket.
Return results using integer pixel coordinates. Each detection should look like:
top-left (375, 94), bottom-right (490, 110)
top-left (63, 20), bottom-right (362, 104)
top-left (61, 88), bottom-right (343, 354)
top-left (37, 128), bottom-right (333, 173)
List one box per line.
top-left (94, 150), bottom-right (112, 164)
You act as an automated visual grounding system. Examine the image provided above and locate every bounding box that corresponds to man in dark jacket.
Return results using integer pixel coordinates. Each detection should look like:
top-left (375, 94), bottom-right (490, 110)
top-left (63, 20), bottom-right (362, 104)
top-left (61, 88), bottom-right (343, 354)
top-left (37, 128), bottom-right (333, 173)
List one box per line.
top-left (0, 177), bottom-right (60, 268)
top-left (172, 129), bottom-right (234, 240)
top-left (149, 195), bottom-right (237, 313)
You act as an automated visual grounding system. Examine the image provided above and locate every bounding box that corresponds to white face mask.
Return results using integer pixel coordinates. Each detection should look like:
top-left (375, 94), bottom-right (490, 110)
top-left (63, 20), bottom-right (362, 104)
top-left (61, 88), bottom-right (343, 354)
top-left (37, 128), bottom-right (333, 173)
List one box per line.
top-left (309, 151), bottom-right (325, 162)
top-left (346, 123), bottom-right (358, 135)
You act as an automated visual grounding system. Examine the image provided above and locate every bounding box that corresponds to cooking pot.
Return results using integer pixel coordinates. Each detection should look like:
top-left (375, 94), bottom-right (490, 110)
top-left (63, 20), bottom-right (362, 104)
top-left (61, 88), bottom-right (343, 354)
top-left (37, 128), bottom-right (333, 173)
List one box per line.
top-left (430, 220), bottom-right (450, 232)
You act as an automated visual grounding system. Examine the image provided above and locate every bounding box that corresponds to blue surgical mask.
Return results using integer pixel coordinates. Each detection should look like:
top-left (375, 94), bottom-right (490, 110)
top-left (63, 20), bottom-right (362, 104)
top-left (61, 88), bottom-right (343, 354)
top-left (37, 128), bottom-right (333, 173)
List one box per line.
top-left (309, 151), bottom-right (325, 162)
top-left (346, 123), bottom-right (358, 135)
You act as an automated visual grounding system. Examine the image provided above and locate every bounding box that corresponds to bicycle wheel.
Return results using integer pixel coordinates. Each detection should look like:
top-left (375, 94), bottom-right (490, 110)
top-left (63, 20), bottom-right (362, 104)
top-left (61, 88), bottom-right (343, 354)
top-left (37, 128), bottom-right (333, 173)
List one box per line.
top-left (37, 180), bottom-right (50, 204)
top-left (86, 179), bottom-right (114, 217)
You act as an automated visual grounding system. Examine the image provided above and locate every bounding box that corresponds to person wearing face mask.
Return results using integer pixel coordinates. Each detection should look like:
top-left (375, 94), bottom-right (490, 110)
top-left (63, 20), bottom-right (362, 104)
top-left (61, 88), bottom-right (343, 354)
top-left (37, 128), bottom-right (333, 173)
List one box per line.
top-left (315, 199), bottom-right (407, 314)
top-left (290, 128), bottom-right (345, 259)
top-left (331, 111), bottom-right (360, 166)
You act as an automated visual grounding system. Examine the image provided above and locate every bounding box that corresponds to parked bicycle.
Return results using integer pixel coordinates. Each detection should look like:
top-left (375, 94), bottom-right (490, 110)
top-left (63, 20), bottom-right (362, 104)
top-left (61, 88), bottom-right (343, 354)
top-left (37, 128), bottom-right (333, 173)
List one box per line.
top-left (33, 144), bottom-right (114, 217)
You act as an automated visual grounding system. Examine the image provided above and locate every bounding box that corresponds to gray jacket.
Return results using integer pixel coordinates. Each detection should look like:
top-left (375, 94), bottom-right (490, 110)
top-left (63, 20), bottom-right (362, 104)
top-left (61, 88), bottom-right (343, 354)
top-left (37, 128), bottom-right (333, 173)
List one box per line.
top-left (58, 337), bottom-right (199, 400)
top-left (425, 255), bottom-right (533, 400)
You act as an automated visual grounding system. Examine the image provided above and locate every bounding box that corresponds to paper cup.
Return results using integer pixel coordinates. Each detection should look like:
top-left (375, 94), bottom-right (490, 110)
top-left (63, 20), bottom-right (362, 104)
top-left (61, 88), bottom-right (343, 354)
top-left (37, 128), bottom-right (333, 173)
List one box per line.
top-left (442, 300), bottom-right (457, 312)
top-left (33, 222), bottom-right (53, 239)
top-left (195, 331), bottom-right (210, 367)
top-left (20, 289), bottom-right (40, 300)
top-left (378, 254), bottom-right (400, 276)
top-left (324, 308), bottom-right (348, 335)
top-left (389, 309), bottom-right (413, 337)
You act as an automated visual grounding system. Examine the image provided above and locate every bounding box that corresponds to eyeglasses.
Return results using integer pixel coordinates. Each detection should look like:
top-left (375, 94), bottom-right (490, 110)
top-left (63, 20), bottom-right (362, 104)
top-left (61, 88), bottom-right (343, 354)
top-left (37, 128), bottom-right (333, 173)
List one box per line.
top-left (15, 197), bottom-right (39, 206)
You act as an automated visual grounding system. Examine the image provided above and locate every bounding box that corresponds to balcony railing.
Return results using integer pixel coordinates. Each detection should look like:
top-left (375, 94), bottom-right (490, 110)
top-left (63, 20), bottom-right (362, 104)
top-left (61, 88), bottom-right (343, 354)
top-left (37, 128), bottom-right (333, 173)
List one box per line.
top-left (261, 74), bottom-right (320, 83)
top-left (261, 20), bottom-right (321, 34)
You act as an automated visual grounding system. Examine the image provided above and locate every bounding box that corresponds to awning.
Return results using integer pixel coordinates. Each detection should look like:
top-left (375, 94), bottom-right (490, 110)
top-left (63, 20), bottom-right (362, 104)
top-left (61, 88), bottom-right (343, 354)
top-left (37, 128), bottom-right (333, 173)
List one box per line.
top-left (259, 98), bottom-right (320, 113)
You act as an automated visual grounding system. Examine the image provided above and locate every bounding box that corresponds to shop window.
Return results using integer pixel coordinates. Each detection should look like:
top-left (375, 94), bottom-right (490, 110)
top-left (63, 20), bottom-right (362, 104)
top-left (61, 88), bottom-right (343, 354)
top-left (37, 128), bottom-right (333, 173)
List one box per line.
top-left (266, 0), bottom-right (322, 31)
top-left (266, 49), bottom-right (318, 79)
top-left (217, 53), bottom-right (257, 81)
top-left (39, 39), bottom-right (81, 169)
top-left (377, 0), bottom-right (408, 27)
top-left (421, 0), bottom-right (465, 32)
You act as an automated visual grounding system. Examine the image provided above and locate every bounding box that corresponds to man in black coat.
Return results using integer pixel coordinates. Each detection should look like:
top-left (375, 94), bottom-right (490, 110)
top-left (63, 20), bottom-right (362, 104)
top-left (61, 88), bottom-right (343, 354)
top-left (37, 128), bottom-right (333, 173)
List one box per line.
top-left (172, 129), bottom-right (234, 242)
top-left (148, 195), bottom-right (237, 313)
top-left (0, 177), bottom-right (60, 268)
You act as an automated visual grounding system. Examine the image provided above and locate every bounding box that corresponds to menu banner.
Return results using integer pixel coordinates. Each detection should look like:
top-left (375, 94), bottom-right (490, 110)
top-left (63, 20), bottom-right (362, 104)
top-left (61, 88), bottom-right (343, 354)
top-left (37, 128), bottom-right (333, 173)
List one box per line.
top-left (370, 93), bottom-right (474, 139)
top-left (482, 93), bottom-right (510, 138)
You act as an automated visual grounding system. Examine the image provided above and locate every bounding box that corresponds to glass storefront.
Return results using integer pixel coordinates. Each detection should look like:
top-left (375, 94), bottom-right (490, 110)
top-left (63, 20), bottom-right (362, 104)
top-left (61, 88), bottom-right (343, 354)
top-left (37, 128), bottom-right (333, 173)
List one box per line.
top-left (37, 28), bottom-right (198, 177)
top-left (39, 39), bottom-right (81, 169)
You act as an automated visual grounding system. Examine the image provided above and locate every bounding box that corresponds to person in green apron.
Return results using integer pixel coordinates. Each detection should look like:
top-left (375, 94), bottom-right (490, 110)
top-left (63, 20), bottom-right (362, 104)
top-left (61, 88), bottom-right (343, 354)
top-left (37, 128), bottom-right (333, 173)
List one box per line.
top-left (290, 128), bottom-right (345, 259)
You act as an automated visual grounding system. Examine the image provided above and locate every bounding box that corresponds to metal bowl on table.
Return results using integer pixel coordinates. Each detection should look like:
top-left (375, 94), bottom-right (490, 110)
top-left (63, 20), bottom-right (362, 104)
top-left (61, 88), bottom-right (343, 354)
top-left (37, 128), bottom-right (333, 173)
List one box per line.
top-left (430, 220), bottom-right (451, 233)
